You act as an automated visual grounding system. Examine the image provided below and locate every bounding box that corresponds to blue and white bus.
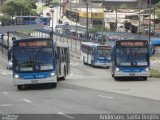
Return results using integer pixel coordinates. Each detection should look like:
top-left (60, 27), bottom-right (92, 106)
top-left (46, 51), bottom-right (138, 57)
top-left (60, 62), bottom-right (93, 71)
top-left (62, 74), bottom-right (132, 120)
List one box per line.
top-left (111, 39), bottom-right (150, 80)
top-left (12, 38), bottom-right (70, 90)
top-left (15, 16), bottom-right (50, 25)
top-left (81, 42), bottom-right (112, 68)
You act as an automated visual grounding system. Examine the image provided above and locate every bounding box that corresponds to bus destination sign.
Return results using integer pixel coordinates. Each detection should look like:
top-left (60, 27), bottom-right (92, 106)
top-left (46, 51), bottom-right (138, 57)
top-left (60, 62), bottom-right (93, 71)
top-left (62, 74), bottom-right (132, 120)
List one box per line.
top-left (118, 41), bottom-right (147, 46)
top-left (18, 41), bottom-right (49, 47)
top-left (98, 46), bottom-right (111, 50)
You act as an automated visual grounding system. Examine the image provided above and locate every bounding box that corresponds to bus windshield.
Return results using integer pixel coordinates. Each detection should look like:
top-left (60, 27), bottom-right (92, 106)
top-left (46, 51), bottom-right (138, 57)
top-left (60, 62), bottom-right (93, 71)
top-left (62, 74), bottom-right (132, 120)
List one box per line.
top-left (13, 48), bottom-right (54, 72)
top-left (98, 49), bottom-right (111, 58)
top-left (116, 47), bottom-right (148, 67)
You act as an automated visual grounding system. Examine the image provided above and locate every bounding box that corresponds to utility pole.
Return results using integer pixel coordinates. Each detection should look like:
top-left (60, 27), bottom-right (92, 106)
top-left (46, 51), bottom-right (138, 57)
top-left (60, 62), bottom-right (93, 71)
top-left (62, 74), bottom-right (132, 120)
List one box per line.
top-left (149, 0), bottom-right (151, 45)
top-left (101, 0), bottom-right (105, 44)
top-left (138, 0), bottom-right (141, 36)
top-left (86, 1), bottom-right (89, 41)
top-left (60, 0), bottom-right (62, 17)
top-left (76, 0), bottom-right (78, 35)
top-left (154, 5), bottom-right (155, 31)
top-left (50, 9), bottom-right (54, 38)
top-left (115, 8), bottom-right (117, 31)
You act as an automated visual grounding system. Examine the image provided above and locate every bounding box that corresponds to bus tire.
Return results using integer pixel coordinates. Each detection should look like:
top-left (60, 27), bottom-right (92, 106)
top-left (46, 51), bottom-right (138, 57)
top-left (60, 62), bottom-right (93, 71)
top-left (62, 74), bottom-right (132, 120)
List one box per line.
top-left (83, 57), bottom-right (86, 64)
top-left (142, 77), bottom-right (147, 81)
top-left (17, 85), bottom-right (22, 90)
top-left (91, 60), bottom-right (95, 68)
top-left (62, 67), bottom-right (66, 80)
top-left (114, 77), bottom-right (119, 81)
top-left (51, 83), bottom-right (57, 88)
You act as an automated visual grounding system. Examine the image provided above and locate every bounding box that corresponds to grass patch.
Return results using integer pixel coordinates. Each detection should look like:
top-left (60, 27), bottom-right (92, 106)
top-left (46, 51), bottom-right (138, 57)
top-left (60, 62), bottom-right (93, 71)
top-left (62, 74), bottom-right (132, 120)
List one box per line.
top-left (150, 69), bottom-right (160, 78)
top-left (150, 56), bottom-right (157, 61)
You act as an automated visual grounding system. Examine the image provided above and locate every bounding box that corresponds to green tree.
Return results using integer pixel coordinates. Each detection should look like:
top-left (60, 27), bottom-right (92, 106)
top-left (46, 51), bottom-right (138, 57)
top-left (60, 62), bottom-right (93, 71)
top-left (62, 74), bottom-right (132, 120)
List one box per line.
top-left (1, 0), bottom-right (37, 19)
top-left (89, 25), bottom-right (110, 33)
top-left (155, 1), bottom-right (160, 9)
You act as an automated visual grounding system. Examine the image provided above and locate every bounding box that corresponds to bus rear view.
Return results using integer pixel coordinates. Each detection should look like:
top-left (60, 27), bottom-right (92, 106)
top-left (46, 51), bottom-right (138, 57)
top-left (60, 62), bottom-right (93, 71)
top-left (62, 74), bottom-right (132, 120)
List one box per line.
top-left (12, 38), bottom-right (57, 89)
top-left (111, 39), bottom-right (150, 80)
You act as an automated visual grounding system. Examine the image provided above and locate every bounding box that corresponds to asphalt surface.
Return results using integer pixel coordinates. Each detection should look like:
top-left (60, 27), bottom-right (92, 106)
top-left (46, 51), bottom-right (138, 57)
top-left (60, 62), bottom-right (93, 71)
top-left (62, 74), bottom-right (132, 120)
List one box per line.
top-left (0, 52), bottom-right (160, 117)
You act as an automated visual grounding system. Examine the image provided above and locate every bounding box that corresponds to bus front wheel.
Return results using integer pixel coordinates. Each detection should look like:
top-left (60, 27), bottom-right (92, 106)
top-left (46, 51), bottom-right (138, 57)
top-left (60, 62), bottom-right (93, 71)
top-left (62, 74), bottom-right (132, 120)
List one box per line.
top-left (51, 83), bottom-right (57, 88)
top-left (91, 60), bottom-right (95, 68)
top-left (141, 77), bottom-right (147, 81)
top-left (114, 77), bottom-right (119, 81)
top-left (17, 85), bottom-right (22, 90)
top-left (83, 57), bottom-right (86, 65)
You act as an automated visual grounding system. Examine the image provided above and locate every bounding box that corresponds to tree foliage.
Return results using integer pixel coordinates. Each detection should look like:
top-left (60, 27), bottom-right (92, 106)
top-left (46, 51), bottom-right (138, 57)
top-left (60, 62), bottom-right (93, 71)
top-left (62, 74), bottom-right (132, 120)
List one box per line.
top-left (155, 1), bottom-right (160, 9)
top-left (1, 0), bottom-right (37, 18)
top-left (89, 25), bottom-right (110, 33)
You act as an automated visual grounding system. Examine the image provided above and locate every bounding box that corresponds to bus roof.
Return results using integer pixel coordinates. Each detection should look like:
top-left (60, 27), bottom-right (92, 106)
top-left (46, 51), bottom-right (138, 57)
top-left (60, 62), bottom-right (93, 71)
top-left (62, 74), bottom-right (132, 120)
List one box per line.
top-left (81, 42), bottom-right (111, 47)
top-left (15, 16), bottom-right (50, 18)
top-left (13, 38), bottom-right (54, 43)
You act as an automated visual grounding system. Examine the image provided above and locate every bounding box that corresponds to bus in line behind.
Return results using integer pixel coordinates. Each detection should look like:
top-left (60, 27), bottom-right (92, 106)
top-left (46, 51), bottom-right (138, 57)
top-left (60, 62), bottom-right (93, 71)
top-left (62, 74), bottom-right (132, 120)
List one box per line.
top-left (111, 38), bottom-right (150, 80)
top-left (81, 42), bottom-right (112, 68)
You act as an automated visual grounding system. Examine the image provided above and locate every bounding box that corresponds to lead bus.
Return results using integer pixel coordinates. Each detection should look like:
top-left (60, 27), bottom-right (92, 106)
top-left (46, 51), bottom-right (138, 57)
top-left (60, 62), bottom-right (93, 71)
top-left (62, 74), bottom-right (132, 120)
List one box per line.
top-left (12, 38), bottom-right (70, 90)
top-left (81, 42), bottom-right (112, 68)
top-left (111, 39), bottom-right (150, 80)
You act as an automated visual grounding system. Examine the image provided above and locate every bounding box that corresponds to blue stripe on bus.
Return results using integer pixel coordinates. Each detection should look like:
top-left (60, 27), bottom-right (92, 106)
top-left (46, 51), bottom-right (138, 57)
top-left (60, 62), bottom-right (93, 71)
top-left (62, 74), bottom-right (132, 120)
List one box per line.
top-left (119, 67), bottom-right (146, 73)
top-left (18, 72), bottom-right (53, 79)
top-left (96, 59), bottom-right (111, 63)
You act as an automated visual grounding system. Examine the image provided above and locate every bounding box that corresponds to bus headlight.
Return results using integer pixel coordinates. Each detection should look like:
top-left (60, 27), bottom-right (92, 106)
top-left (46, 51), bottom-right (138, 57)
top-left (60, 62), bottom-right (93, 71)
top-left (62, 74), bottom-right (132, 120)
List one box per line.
top-left (145, 68), bottom-right (149, 71)
top-left (14, 74), bottom-right (19, 79)
top-left (50, 72), bottom-right (55, 76)
top-left (116, 67), bottom-right (120, 71)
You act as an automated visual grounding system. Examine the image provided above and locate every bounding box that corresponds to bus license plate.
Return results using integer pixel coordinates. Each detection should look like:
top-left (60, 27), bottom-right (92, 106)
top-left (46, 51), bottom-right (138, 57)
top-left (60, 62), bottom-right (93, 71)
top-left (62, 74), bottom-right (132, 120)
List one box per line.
top-left (129, 73), bottom-right (135, 76)
top-left (31, 80), bottom-right (38, 84)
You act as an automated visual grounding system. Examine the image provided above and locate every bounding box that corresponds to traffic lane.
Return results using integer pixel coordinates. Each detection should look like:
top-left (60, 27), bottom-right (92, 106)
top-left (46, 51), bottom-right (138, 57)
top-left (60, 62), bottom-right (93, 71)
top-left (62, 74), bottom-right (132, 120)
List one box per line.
top-left (0, 59), bottom-right (159, 114)
top-left (0, 53), bottom-right (9, 70)
top-left (0, 78), bottom-right (160, 114)
top-left (67, 59), bottom-right (160, 100)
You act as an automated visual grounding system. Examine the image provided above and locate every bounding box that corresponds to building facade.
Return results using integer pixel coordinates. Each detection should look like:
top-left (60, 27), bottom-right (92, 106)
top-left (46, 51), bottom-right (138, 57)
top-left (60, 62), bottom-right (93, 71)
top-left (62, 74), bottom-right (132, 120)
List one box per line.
top-left (80, 0), bottom-right (148, 9)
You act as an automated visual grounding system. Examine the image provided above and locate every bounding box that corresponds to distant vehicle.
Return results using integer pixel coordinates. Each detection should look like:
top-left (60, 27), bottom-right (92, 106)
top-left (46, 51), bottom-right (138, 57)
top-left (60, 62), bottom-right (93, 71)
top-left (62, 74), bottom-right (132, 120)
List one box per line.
top-left (12, 38), bottom-right (70, 90)
top-left (105, 35), bottom-right (121, 47)
top-left (81, 42), bottom-right (112, 68)
top-left (64, 22), bottom-right (69, 26)
top-left (111, 38), bottom-right (150, 81)
top-left (7, 59), bottom-right (13, 70)
top-left (15, 16), bottom-right (51, 25)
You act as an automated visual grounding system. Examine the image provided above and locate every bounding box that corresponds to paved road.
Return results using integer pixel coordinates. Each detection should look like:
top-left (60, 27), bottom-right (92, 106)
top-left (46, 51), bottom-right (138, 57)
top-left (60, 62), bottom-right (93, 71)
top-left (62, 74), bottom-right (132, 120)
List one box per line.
top-left (0, 53), bottom-right (160, 116)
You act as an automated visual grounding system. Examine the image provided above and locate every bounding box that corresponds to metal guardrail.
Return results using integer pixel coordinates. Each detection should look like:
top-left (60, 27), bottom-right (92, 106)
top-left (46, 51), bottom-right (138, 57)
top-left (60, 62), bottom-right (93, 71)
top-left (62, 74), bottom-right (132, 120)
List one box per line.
top-left (30, 31), bottom-right (84, 59)
top-left (0, 30), bottom-right (84, 59)
top-left (0, 39), bottom-right (9, 57)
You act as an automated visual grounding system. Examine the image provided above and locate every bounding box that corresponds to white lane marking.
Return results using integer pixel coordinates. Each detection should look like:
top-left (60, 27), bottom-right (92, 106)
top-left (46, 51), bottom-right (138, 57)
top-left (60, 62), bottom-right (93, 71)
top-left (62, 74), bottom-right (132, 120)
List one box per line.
top-left (71, 63), bottom-right (79, 66)
top-left (0, 104), bottom-right (13, 107)
top-left (0, 69), bottom-right (7, 72)
top-left (98, 95), bottom-right (113, 99)
top-left (23, 99), bottom-right (32, 103)
top-left (63, 89), bottom-right (73, 92)
top-left (58, 112), bottom-right (74, 119)
top-left (0, 69), bottom-right (12, 75)
top-left (3, 92), bottom-right (9, 95)
top-left (68, 75), bottom-right (112, 79)
top-left (1, 72), bottom-right (8, 75)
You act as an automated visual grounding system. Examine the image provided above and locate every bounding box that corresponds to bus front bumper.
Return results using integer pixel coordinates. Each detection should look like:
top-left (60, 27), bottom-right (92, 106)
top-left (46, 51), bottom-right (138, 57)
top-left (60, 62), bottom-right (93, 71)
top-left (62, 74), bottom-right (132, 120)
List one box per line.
top-left (94, 62), bottom-right (112, 67)
top-left (114, 71), bottom-right (150, 77)
top-left (13, 76), bottom-right (57, 86)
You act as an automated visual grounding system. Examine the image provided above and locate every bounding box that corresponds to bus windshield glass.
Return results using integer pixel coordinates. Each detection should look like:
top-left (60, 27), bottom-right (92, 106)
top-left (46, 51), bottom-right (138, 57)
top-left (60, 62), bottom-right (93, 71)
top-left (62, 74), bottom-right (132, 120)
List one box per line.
top-left (97, 46), bottom-right (111, 58)
top-left (13, 48), bottom-right (54, 72)
top-left (116, 47), bottom-right (148, 67)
